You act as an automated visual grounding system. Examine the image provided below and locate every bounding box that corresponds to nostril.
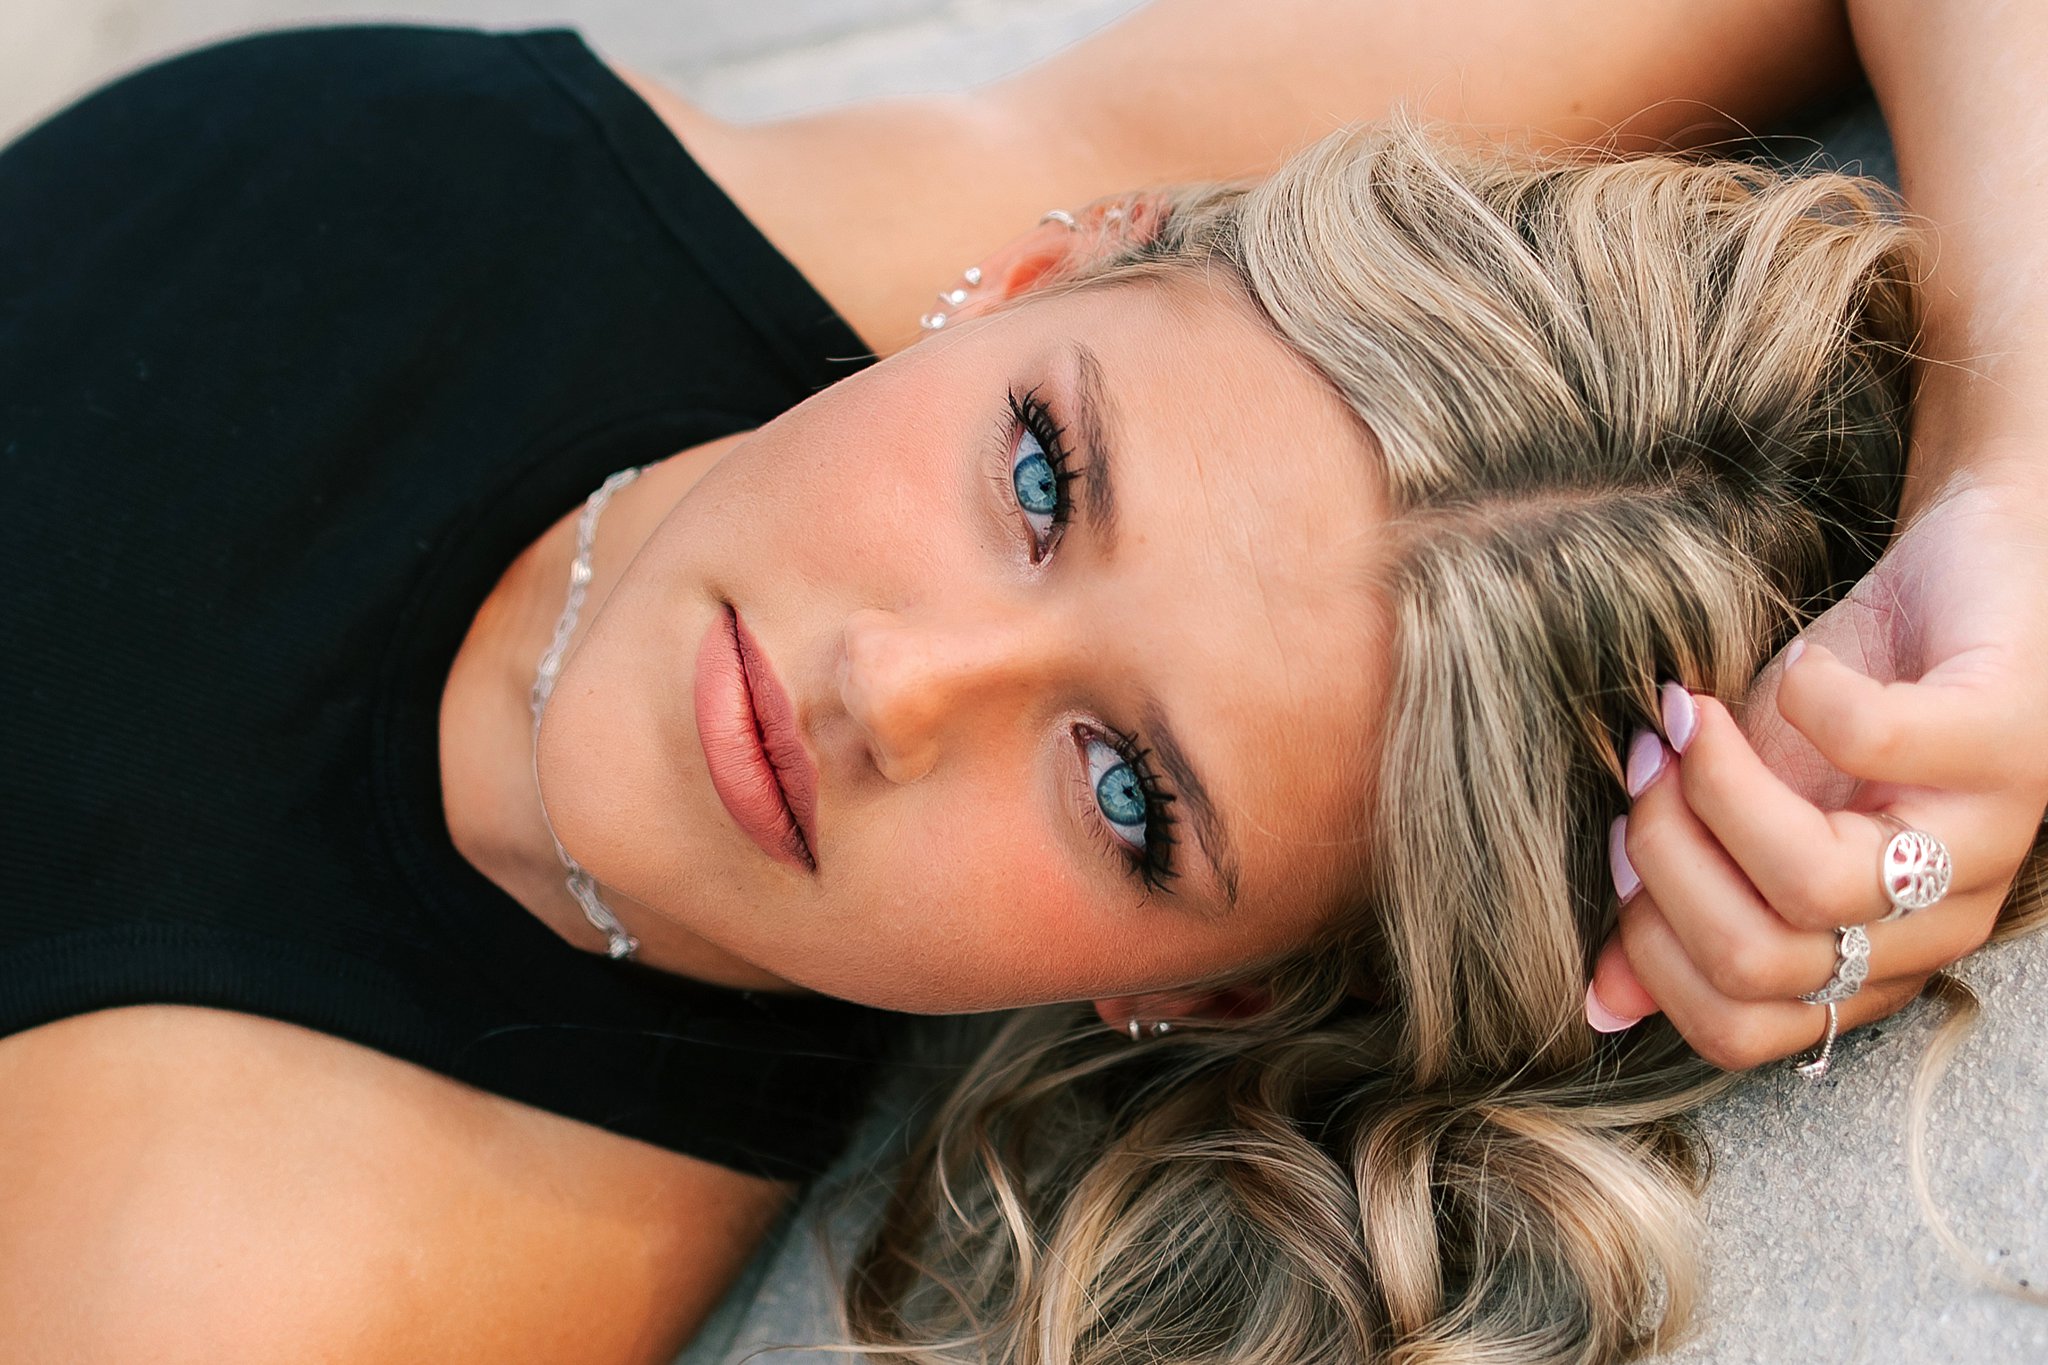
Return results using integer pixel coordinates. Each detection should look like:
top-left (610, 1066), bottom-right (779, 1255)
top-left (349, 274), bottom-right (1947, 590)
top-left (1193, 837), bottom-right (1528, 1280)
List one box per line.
top-left (838, 608), bottom-right (926, 783)
top-left (873, 745), bottom-right (934, 786)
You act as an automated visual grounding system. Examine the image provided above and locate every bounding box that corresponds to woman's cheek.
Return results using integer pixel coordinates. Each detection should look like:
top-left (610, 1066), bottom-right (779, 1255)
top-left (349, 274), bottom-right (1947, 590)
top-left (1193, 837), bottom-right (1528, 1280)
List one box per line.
top-left (926, 800), bottom-right (1090, 919)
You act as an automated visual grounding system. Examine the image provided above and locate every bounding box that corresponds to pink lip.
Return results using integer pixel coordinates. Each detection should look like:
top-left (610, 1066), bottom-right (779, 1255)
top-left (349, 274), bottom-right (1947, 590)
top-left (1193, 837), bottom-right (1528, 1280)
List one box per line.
top-left (693, 604), bottom-right (819, 871)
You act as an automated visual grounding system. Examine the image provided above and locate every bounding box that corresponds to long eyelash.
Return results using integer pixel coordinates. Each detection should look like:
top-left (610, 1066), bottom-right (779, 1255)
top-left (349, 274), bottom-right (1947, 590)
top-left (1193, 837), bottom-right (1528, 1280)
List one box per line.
top-left (1101, 728), bottom-right (1180, 895)
top-left (1004, 390), bottom-right (1169, 895)
top-left (1006, 385), bottom-right (1082, 534)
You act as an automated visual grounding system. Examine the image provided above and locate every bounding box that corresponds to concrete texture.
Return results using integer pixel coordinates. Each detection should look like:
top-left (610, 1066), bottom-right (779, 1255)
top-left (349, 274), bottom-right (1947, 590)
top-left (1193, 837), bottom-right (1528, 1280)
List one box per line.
top-left (0, 0), bottom-right (1147, 143)
top-left (6, 5), bottom-right (2044, 1362)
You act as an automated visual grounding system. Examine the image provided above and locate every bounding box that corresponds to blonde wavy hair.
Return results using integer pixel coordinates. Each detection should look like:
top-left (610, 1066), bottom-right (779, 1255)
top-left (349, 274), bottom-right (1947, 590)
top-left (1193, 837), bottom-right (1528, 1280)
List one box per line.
top-left (823, 120), bottom-right (2048, 1363)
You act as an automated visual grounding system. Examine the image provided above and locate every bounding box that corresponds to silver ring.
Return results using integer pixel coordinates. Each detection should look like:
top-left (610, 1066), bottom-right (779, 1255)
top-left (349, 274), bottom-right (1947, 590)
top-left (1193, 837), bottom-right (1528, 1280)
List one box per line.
top-left (1873, 813), bottom-right (1953, 921)
top-left (1791, 1000), bottom-right (1839, 1080)
top-left (1039, 208), bottom-right (1078, 230)
top-left (1798, 924), bottom-right (1870, 1005)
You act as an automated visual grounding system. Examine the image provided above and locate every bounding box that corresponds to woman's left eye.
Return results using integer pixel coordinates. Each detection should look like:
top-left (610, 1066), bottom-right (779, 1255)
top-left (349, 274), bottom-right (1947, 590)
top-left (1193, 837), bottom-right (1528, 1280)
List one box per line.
top-left (1082, 732), bottom-right (1149, 852)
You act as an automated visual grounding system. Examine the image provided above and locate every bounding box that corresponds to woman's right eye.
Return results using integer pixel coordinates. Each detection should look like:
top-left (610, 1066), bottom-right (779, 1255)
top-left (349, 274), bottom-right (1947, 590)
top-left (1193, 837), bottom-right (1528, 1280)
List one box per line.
top-left (1012, 427), bottom-right (1060, 539)
top-left (1004, 388), bottom-right (1074, 562)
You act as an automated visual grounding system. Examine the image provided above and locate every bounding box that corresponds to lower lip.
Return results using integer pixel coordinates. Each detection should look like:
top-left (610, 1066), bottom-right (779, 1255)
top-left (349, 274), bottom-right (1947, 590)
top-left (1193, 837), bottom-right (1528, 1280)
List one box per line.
top-left (693, 606), bottom-right (813, 871)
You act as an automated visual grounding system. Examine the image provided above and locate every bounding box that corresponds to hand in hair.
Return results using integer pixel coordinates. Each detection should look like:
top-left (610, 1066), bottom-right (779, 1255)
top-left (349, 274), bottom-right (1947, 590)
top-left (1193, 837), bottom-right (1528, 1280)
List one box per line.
top-left (1588, 473), bottom-right (2048, 1069)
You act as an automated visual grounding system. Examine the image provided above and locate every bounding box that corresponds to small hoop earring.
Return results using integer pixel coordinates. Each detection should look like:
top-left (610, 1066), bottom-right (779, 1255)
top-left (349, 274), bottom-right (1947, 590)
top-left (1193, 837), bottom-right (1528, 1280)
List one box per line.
top-left (918, 312), bottom-right (947, 331)
top-left (1124, 1017), bottom-right (1172, 1041)
top-left (1039, 208), bottom-right (1078, 230)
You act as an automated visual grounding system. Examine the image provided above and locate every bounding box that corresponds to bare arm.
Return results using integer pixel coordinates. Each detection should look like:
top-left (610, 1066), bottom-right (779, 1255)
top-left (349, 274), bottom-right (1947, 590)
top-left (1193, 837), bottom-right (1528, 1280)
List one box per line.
top-left (632, 0), bottom-right (1856, 355)
top-left (0, 1008), bottom-right (792, 1364)
top-left (1848, 0), bottom-right (2048, 498)
top-left (1591, 2), bottom-right (2048, 1096)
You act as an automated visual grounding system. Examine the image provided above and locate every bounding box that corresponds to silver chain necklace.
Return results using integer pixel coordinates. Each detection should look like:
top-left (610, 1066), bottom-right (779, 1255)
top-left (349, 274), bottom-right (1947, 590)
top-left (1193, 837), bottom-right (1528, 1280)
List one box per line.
top-left (529, 466), bottom-right (644, 960)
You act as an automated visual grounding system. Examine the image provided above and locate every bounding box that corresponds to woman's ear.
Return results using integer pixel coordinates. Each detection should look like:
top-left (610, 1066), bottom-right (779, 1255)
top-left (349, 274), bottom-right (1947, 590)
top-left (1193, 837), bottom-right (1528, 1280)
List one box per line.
top-left (921, 194), bottom-right (1165, 333)
top-left (1092, 979), bottom-right (1274, 1036)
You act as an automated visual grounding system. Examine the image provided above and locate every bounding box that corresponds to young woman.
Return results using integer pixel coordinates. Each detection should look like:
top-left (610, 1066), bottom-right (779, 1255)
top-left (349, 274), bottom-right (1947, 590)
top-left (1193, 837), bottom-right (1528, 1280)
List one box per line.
top-left (2, 1), bottom-right (2044, 1362)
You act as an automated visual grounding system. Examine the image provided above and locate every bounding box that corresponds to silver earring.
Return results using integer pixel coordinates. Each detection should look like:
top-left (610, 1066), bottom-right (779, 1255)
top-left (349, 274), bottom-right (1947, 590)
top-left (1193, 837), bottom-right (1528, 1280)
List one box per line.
top-left (1039, 208), bottom-right (1078, 230)
top-left (1124, 1018), bottom-right (1172, 1041)
top-left (918, 263), bottom-right (990, 332)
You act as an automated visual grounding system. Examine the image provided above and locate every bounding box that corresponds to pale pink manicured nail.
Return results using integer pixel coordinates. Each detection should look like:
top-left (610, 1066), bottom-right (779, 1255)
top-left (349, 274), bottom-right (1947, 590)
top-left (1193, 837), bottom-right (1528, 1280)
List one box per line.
top-left (1586, 982), bottom-right (1643, 1034)
top-left (1609, 814), bottom-right (1641, 902)
top-left (1783, 637), bottom-right (1807, 670)
top-left (1624, 729), bottom-right (1667, 799)
top-left (1660, 682), bottom-right (1699, 754)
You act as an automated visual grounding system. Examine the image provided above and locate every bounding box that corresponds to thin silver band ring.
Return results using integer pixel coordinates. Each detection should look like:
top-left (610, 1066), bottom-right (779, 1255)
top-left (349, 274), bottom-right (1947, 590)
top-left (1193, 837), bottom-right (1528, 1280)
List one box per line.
top-left (1792, 1000), bottom-right (1839, 1080)
top-left (1799, 924), bottom-right (1871, 1005)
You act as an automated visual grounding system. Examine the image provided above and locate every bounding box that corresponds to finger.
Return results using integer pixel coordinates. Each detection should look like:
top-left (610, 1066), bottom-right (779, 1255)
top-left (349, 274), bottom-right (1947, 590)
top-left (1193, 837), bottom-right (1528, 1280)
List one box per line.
top-left (1626, 744), bottom-right (2006, 992)
top-left (1587, 930), bottom-right (1659, 1032)
top-left (1621, 766), bottom-right (1834, 999)
top-left (1662, 690), bottom-right (2011, 929)
top-left (1776, 640), bottom-right (2033, 791)
top-left (1613, 890), bottom-right (1927, 1070)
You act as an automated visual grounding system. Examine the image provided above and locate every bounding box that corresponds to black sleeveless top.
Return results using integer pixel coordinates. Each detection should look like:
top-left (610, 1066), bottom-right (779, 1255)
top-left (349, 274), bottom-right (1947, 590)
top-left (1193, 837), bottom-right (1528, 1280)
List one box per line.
top-left (0, 23), bottom-right (904, 1183)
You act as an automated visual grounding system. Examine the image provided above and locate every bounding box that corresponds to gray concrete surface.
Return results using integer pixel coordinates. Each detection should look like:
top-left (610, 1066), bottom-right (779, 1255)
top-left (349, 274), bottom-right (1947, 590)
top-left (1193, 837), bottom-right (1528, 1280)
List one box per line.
top-left (0, 0), bottom-right (1147, 142)
top-left (6, 4), bottom-right (2044, 1362)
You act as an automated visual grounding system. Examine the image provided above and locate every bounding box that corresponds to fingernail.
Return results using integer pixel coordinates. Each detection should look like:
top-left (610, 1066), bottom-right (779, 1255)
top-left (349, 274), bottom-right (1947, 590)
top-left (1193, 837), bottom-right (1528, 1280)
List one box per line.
top-left (1609, 814), bottom-right (1641, 902)
top-left (1586, 982), bottom-right (1644, 1034)
top-left (1660, 682), bottom-right (1699, 754)
top-left (1783, 637), bottom-right (1806, 670)
top-left (1625, 729), bottom-right (1668, 798)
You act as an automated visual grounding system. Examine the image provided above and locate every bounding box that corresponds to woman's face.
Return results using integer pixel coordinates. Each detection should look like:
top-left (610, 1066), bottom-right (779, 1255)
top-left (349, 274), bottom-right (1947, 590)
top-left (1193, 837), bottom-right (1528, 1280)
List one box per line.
top-left (539, 275), bottom-right (1387, 1013)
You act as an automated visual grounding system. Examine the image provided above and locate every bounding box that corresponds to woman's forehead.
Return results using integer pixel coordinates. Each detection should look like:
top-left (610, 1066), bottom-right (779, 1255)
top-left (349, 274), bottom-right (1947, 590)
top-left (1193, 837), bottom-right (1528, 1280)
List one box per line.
top-left (1046, 279), bottom-right (1388, 902)
top-left (1022, 278), bottom-right (1383, 533)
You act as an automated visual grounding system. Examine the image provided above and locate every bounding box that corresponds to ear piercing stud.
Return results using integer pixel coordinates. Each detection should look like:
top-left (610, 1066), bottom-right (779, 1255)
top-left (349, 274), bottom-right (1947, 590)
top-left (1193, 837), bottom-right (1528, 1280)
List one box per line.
top-left (918, 263), bottom-right (987, 332)
top-left (919, 207), bottom-right (1081, 332)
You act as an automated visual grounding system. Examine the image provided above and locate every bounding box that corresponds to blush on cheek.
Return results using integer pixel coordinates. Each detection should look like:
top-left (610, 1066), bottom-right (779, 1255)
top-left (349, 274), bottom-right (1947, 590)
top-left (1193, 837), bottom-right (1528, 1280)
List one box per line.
top-left (982, 857), bottom-right (1112, 963)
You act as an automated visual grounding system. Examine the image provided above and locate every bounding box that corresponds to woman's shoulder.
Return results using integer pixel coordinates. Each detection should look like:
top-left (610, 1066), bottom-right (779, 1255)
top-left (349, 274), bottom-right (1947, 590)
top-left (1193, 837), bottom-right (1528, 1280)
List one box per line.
top-left (0, 1004), bottom-right (792, 1362)
top-left (6, 24), bottom-right (588, 189)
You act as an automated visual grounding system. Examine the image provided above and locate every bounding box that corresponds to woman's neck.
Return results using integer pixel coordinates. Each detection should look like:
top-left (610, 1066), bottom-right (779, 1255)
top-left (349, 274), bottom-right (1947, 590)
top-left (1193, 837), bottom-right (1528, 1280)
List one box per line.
top-left (435, 431), bottom-right (810, 992)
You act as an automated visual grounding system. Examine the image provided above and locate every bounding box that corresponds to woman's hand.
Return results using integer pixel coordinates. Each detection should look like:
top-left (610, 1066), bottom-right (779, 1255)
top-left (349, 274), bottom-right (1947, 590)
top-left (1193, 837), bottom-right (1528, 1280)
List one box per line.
top-left (1586, 466), bottom-right (2048, 1067)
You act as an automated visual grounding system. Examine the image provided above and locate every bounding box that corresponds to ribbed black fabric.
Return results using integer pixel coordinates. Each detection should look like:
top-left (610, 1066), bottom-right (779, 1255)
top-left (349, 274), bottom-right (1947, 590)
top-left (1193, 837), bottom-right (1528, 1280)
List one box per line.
top-left (0, 23), bottom-right (902, 1184)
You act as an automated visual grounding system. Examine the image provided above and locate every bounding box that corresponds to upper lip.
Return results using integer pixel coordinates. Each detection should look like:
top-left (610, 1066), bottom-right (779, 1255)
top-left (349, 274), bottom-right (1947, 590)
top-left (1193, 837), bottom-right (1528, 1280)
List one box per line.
top-left (729, 606), bottom-right (820, 865)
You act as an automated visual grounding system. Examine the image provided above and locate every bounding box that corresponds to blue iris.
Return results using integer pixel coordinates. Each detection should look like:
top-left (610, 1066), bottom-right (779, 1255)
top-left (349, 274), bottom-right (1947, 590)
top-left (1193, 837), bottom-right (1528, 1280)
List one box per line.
top-left (1013, 447), bottom-right (1058, 516)
top-left (1095, 761), bottom-right (1147, 829)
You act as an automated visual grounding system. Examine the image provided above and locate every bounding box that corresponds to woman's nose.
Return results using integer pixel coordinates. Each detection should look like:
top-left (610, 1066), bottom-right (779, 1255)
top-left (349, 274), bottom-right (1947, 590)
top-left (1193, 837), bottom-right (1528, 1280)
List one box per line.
top-left (836, 605), bottom-right (1046, 784)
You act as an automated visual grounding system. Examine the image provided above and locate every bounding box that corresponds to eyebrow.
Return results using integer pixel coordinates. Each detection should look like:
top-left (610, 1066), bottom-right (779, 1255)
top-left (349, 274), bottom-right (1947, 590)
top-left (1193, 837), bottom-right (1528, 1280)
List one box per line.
top-left (1069, 342), bottom-right (1118, 554)
top-left (1070, 344), bottom-right (1241, 911)
top-left (1144, 700), bottom-right (1242, 912)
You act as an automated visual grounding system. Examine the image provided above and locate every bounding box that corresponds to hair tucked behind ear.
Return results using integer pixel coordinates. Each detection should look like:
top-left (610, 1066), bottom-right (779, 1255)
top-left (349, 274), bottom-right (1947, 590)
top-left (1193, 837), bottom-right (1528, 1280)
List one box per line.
top-left (833, 120), bottom-right (2048, 1363)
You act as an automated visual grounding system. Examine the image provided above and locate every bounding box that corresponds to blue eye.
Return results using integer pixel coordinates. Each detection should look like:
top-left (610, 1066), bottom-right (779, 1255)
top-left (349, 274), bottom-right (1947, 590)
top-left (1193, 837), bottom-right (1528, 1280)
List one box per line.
top-left (1013, 430), bottom-right (1059, 517)
top-left (1003, 389), bottom-right (1073, 558)
top-left (1083, 733), bottom-right (1149, 850)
